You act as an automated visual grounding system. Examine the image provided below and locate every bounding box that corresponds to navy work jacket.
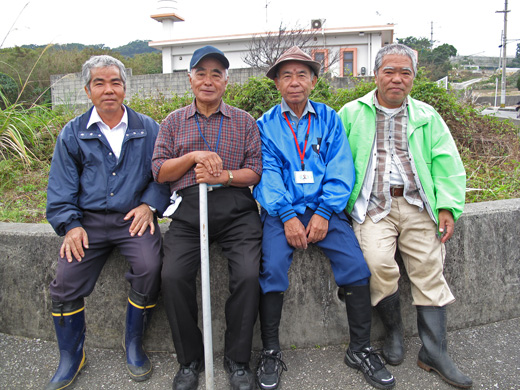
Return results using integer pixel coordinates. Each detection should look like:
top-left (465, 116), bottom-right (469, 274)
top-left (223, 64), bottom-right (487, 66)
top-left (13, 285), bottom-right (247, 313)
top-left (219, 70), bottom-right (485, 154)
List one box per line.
top-left (46, 105), bottom-right (170, 236)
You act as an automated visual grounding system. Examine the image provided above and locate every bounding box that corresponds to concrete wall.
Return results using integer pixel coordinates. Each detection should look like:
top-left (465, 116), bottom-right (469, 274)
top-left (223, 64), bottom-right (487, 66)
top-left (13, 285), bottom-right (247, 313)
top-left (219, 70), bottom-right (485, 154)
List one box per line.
top-left (50, 68), bottom-right (263, 110)
top-left (50, 68), bottom-right (362, 111)
top-left (1, 199), bottom-right (519, 354)
top-left (476, 95), bottom-right (520, 107)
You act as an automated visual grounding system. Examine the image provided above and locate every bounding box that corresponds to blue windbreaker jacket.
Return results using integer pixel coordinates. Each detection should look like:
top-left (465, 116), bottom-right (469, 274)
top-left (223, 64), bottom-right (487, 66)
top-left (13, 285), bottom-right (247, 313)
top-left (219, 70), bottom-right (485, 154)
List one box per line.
top-left (253, 100), bottom-right (356, 222)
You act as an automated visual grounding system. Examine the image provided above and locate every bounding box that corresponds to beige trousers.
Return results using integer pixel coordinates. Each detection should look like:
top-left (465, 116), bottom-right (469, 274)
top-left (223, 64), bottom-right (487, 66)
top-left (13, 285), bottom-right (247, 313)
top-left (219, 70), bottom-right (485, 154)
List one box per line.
top-left (353, 196), bottom-right (455, 307)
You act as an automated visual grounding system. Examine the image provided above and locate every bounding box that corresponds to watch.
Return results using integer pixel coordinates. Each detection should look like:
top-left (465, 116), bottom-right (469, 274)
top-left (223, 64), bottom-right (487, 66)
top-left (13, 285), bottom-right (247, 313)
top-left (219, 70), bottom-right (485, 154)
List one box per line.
top-left (225, 170), bottom-right (233, 186)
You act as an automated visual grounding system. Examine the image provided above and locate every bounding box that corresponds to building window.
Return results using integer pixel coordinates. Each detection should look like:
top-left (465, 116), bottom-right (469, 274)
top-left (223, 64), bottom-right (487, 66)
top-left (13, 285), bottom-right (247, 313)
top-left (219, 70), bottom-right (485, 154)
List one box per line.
top-left (340, 48), bottom-right (357, 77)
top-left (311, 49), bottom-right (329, 74)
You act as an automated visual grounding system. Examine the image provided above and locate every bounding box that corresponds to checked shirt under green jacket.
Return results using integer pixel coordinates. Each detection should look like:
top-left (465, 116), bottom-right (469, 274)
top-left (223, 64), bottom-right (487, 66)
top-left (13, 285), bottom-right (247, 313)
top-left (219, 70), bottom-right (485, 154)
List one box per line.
top-left (337, 89), bottom-right (466, 226)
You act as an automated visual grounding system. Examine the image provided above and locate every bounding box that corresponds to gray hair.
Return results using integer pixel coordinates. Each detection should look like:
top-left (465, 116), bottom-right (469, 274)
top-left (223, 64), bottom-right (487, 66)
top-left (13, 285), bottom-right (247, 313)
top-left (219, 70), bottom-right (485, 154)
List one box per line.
top-left (374, 43), bottom-right (417, 77)
top-left (82, 55), bottom-right (127, 92)
top-left (189, 67), bottom-right (229, 80)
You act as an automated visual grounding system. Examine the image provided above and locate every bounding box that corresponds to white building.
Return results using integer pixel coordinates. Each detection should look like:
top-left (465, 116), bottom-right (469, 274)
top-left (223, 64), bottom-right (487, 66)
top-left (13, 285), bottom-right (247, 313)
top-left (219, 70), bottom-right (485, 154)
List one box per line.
top-left (149, 3), bottom-right (394, 78)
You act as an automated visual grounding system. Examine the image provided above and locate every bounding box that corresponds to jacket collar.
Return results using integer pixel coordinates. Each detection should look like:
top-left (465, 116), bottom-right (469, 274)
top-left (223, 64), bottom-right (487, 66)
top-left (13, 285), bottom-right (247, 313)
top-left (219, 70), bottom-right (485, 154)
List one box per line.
top-left (80, 105), bottom-right (144, 132)
top-left (360, 89), bottom-right (430, 131)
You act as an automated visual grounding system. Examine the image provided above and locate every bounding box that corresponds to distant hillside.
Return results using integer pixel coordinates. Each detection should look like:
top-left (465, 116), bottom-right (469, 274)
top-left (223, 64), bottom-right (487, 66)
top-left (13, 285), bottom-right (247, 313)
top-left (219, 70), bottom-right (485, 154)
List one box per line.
top-left (20, 40), bottom-right (159, 57)
top-left (112, 40), bottom-right (160, 57)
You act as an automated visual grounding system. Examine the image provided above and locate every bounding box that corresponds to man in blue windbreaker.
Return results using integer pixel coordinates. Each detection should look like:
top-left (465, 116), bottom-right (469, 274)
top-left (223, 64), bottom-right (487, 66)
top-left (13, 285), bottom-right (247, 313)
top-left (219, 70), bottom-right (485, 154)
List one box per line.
top-left (253, 46), bottom-right (394, 390)
top-left (45, 55), bottom-right (170, 390)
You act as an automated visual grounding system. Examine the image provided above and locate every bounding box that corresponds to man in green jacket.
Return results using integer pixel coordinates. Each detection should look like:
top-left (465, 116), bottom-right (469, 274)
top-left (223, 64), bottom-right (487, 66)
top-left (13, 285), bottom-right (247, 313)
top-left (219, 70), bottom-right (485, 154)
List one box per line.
top-left (338, 43), bottom-right (472, 389)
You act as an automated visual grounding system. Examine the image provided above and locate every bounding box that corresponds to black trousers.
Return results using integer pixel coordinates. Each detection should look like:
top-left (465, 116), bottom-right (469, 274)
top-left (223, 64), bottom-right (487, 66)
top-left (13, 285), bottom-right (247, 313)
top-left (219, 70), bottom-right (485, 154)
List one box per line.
top-left (161, 186), bottom-right (262, 364)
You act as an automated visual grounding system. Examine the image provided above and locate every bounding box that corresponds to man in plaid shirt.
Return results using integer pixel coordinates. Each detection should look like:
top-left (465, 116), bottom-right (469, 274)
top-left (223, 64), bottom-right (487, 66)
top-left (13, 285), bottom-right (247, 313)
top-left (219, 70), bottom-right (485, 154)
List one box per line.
top-left (152, 46), bottom-right (262, 390)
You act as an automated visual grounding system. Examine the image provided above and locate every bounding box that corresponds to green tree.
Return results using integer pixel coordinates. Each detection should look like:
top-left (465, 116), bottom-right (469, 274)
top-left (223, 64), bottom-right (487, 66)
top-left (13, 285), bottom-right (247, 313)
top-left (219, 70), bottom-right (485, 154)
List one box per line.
top-left (428, 44), bottom-right (457, 64)
top-left (397, 37), bottom-right (457, 81)
top-left (397, 36), bottom-right (432, 52)
top-left (125, 52), bottom-right (162, 75)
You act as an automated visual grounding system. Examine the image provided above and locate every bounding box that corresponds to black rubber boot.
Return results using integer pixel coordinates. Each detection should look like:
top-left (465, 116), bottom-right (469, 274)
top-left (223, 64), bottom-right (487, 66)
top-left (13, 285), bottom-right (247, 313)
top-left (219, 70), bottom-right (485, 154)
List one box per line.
top-left (375, 291), bottom-right (405, 365)
top-left (45, 298), bottom-right (87, 390)
top-left (416, 306), bottom-right (473, 388)
top-left (259, 292), bottom-right (284, 351)
top-left (343, 284), bottom-right (372, 350)
top-left (123, 288), bottom-right (156, 382)
top-left (343, 285), bottom-right (395, 389)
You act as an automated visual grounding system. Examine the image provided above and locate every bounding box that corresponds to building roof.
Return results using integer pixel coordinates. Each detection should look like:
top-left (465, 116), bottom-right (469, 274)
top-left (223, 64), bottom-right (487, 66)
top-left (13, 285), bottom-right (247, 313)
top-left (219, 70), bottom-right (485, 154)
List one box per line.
top-left (149, 24), bottom-right (395, 48)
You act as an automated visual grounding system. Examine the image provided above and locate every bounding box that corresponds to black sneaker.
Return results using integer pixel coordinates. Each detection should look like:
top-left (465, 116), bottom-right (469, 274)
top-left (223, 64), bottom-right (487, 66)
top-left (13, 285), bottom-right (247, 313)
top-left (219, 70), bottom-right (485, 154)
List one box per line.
top-left (344, 347), bottom-right (395, 389)
top-left (172, 359), bottom-right (204, 390)
top-left (256, 349), bottom-right (287, 390)
top-left (224, 356), bottom-right (255, 390)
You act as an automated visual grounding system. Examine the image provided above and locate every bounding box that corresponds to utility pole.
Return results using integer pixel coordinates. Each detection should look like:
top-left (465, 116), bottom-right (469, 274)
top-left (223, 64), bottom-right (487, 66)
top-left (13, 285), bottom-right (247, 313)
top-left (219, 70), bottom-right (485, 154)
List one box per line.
top-left (496, 0), bottom-right (510, 108)
top-left (430, 21), bottom-right (434, 48)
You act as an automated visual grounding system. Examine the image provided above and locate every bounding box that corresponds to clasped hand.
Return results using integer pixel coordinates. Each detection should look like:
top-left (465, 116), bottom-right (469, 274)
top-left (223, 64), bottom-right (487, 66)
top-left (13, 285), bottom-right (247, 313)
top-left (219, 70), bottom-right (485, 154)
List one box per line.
top-left (194, 151), bottom-right (224, 185)
top-left (284, 214), bottom-right (329, 249)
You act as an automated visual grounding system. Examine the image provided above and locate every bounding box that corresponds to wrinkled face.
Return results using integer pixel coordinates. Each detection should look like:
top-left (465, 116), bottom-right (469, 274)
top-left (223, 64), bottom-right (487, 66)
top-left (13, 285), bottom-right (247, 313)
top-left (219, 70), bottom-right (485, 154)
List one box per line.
top-left (274, 61), bottom-right (317, 108)
top-left (189, 57), bottom-right (228, 107)
top-left (374, 54), bottom-right (414, 109)
top-left (84, 65), bottom-right (125, 115)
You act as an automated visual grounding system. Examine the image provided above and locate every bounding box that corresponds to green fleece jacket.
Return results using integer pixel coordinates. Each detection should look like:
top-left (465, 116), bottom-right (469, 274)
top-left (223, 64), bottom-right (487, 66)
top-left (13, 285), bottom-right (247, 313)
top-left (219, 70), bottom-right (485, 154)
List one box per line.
top-left (337, 89), bottom-right (466, 223)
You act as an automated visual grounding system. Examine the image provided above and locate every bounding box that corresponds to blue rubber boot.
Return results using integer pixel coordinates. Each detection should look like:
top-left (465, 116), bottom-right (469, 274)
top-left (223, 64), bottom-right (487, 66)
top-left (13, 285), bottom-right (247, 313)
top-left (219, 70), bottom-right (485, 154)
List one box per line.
top-left (45, 298), bottom-right (87, 390)
top-left (123, 288), bottom-right (156, 382)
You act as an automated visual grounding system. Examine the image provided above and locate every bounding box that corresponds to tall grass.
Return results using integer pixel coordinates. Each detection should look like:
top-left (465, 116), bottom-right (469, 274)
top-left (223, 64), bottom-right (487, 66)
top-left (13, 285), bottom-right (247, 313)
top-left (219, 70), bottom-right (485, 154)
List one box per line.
top-left (0, 44), bottom-right (64, 165)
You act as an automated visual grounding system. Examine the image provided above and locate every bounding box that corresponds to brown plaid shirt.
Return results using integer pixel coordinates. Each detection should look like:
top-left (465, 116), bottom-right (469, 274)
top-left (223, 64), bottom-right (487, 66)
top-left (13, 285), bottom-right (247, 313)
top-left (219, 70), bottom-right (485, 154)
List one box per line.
top-left (367, 97), bottom-right (423, 223)
top-left (152, 100), bottom-right (262, 192)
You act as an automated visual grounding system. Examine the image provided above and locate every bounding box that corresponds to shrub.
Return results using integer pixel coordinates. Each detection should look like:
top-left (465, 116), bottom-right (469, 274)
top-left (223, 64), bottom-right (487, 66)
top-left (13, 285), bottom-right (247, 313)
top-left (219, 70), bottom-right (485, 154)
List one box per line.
top-left (224, 77), bottom-right (280, 119)
top-left (127, 92), bottom-right (193, 123)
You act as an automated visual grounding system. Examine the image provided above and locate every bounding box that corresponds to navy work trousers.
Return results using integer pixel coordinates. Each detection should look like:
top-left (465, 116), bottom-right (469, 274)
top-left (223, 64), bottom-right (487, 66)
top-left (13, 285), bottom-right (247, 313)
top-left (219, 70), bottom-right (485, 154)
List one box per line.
top-left (260, 208), bottom-right (371, 293)
top-left (50, 211), bottom-right (162, 302)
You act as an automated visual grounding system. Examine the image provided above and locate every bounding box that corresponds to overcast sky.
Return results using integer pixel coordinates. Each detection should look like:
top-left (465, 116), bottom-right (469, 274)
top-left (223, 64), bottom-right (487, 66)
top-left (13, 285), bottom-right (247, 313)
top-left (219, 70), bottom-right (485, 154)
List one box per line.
top-left (1, 0), bottom-right (518, 58)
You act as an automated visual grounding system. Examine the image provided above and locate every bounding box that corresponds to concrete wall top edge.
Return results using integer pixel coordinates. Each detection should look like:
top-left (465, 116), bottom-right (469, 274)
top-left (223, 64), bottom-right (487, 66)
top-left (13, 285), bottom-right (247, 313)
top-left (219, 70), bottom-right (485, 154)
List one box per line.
top-left (463, 198), bottom-right (520, 215)
top-left (0, 222), bottom-right (55, 236)
top-left (1, 198), bottom-right (519, 235)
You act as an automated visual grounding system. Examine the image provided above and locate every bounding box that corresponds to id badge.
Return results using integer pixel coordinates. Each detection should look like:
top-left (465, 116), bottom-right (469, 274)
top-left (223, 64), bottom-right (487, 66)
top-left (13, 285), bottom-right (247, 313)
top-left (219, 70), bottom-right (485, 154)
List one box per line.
top-left (294, 171), bottom-right (314, 184)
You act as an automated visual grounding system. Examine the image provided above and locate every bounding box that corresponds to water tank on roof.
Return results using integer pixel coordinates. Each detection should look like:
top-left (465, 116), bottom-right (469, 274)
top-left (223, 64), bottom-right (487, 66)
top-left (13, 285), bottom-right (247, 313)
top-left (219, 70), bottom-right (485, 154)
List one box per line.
top-left (156, 0), bottom-right (178, 13)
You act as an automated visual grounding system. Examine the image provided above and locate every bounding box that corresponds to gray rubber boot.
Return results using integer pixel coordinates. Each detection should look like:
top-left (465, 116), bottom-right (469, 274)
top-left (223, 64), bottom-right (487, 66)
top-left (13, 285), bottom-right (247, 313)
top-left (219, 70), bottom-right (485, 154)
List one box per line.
top-left (416, 306), bottom-right (473, 388)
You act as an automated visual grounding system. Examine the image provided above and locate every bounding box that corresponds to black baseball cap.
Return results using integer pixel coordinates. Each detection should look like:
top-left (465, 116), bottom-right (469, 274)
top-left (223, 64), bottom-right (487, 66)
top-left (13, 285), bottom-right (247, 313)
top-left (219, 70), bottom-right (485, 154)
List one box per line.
top-left (190, 45), bottom-right (230, 70)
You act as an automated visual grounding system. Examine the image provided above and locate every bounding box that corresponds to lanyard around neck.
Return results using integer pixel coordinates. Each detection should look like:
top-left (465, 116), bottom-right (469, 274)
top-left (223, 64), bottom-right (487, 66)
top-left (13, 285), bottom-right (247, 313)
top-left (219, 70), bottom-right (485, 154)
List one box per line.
top-left (284, 112), bottom-right (311, 171)
top-left (194, 114), bottom-right (223, 154)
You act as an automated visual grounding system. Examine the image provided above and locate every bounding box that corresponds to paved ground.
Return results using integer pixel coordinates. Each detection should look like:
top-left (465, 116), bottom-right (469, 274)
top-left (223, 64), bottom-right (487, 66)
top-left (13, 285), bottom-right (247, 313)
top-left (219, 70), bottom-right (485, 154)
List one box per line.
top-left (1, 317), bottom-right (519, 390)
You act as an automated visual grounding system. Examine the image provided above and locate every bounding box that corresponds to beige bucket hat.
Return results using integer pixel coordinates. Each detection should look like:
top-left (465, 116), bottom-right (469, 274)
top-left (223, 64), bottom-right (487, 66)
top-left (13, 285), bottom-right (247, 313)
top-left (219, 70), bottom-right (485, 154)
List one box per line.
top-left (265, 46), bottom-right (321, 80)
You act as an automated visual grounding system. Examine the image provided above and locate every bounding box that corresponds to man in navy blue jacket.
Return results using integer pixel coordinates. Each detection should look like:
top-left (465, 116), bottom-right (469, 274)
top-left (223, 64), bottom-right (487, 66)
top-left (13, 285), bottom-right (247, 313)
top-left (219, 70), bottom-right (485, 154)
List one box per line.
top-left (45, 55), bottom-right (170, 390)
